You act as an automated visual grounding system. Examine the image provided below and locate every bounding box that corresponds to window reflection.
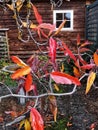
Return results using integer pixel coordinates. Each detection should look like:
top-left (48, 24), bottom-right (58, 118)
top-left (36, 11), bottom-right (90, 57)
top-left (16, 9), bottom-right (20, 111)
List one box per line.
top-left (64, 13), bottom-right (71, 20)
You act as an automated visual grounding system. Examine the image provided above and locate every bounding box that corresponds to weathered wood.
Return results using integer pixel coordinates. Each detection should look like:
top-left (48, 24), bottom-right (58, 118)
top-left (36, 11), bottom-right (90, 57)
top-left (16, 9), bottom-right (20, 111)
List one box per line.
top-left (0, 0), bottom-right (93, 60)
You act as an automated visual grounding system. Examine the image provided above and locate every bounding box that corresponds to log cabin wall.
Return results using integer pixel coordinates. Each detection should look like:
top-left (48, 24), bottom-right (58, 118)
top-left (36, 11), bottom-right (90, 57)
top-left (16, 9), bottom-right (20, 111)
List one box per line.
top-left (0, 0), bottom-right (94, 60)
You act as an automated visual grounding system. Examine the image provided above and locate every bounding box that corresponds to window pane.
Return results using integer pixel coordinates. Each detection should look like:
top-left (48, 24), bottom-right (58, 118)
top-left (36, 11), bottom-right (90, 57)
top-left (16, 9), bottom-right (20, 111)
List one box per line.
top-left (64, 13), bottom-right (71, 20)
top-left (64, 21), bottom-right (70, 28)
top-left (56, 13), bottom-right (63, 20)
top-left (56, 21), bottom-right (62, 28)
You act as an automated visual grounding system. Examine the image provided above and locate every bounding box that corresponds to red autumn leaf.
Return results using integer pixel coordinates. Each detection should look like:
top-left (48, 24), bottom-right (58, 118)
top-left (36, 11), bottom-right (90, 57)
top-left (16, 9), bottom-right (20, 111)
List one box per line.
top-left (90, 123), bottom-right (96, 129)
top-left (81, 64), bottom-right (95, 70)
top-left (27, 55), bottom-right (34, 66)
top-left (62, 42), bottom-right (76, 62)
top-left (39, 29), bottom-right (48, 38)
top-left (32, 4), bottom-right (42, 24)
top-left (31, 84), bottom-right (38, 95)
top-left (11, 66), bottom-right (31, 79)
top-left (75, 59), bottom-right (81, 69)
top-left (49, 37), bottom-right (57, 63)
top-left (11, 56), bottom-right (27, 67)
top-left (25, 73), bottom-right (33, 92)
top-left (50, 71), bottom-right (81, 86)
top-left (30, 108), bottom-right (44, 130)
top-left (79, 47), bottom-right (90, 53)
top-left (38, 23), bottom-right (55, 35)
top-left (78, 55), bottom-right (87, 65)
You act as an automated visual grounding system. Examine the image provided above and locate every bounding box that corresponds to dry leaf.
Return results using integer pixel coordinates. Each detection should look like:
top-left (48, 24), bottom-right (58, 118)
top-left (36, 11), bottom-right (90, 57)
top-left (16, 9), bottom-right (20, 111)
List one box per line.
top-left (85, 72), bottom-right (96, 94)
top-left (54, 19), bottom-right (66, 35)
top-left (49, 95), bottom-right (57, 122)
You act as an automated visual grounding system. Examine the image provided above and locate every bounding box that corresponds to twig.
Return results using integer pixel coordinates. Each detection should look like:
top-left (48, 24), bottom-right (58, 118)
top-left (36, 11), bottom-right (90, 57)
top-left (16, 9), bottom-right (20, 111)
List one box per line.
top-left (0, 82), bottom-right (13, 94)
top-left (4, 110), bottom-right (30, 127)
top-left (0, 86), bottom-right (76, 100)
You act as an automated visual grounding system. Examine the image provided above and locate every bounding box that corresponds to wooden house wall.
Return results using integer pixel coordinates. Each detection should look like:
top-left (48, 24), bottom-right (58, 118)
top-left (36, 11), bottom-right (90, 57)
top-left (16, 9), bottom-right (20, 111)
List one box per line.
top-left (0, 0), bottom-right (92, 60)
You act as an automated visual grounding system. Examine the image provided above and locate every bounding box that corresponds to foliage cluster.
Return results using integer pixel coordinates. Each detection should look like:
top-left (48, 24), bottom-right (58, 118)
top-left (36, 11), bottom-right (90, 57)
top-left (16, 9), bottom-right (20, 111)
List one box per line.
top-left (0, 1), bottom-right (98, 130)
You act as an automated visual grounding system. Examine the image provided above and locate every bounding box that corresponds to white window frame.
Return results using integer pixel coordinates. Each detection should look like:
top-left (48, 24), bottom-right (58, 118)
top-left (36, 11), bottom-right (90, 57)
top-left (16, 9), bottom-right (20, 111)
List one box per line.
top-left (53, 10), bottom-right (73, 31)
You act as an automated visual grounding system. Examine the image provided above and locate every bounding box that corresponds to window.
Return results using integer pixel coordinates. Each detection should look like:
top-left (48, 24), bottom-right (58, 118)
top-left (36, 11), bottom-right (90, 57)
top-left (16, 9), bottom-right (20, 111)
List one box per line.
top-left (53, 10), bottom-right (73, 31)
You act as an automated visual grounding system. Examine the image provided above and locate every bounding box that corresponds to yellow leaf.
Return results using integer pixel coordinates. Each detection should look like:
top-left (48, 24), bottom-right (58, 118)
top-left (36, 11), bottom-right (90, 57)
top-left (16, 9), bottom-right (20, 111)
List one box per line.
top-left (13, 14), bottom-right (17, 19)
top-left (54, 83), bottom-right (59, 91)
top-left (19, 119), bottom-right (31, 130)
top-left (85, 72), bottom-right (96, 94)
top-left (22, 22), bottom-right (37, 28)
top-left (16, 0), bottom-right (23, 12)
top-left (7, 0), bottom-right (23, 12)
top-left (7, 4), bottom-right (14, 11)
top-left (93, 50), bottom-right (98, 66)
top-left (60, 63), bottom-right (64, 72)
top-left (22, 22), bottom-right (28, 27)
top-left (27, 2), bottom-right (31, 9)
top-left (30, 23), bottom-right (37, 28)
top-left (54, 19), bottom-right (66, 36)
top-left (19, 120), bottom-right (25, 130)
top-left (25, 119), bottom-right (32, 130)
top-left (49, 95), bottom-right (57, 122)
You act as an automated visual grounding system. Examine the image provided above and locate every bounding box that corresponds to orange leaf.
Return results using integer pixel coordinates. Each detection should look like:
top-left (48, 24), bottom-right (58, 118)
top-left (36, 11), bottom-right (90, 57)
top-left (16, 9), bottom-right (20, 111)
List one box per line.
top-left (25, 73), bottom-right (33, 92)
top-left (80, 41), bottom-right (92, 47)
top-left (30, 108), bottom-right (44, 130)
top-left (11, 66), bottom-right (31, 79)
top-left (5, 111), bottom-right (18, 118)
top-left (73, 67), bottom-right (81, 77)
top-left (11, 56), bottom-right (27, 67)
top-left (51, 71), bottom-right (81, 86)
top-left (54, 19), bottom-right (66, 35)
top-left (93, 50), bottom-right (98, 65)
top-left (85, 72), bottom-right (96, 94)
top-left (77, 34), bottom-right (80, 46)
top-left (32, 4), bottom-right (42, 24)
